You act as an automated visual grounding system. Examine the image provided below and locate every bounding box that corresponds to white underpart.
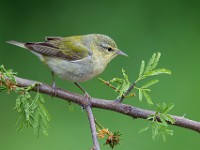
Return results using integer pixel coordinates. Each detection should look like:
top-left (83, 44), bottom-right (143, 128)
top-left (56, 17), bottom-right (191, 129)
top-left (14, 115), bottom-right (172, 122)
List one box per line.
top-left (45, 55), bottom-right (107, 82)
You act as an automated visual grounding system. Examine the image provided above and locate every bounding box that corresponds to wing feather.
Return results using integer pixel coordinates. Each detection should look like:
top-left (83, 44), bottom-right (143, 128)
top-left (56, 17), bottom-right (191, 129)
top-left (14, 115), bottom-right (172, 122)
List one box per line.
top-left (24, 36), bottom-right (92, 61)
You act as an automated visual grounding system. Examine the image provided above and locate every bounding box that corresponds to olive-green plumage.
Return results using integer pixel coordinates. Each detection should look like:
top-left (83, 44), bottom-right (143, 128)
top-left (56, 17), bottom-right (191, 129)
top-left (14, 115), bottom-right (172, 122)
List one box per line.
top-left (7, 34), bottom-right (127, 82)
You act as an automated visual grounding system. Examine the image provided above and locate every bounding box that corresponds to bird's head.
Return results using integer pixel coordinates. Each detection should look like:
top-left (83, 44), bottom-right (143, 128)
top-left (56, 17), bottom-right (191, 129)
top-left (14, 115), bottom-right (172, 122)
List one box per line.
top-left (91, 34), bottom-right (128, 63)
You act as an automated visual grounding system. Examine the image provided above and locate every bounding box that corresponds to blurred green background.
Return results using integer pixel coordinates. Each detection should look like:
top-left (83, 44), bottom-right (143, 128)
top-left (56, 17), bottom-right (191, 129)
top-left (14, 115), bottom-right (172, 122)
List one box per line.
top-left (1, 0), bottom-right (200, 149)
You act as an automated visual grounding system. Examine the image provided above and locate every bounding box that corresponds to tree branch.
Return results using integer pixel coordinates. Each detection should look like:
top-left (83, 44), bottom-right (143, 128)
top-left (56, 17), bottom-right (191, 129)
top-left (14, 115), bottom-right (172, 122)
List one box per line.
top-left (13, 76), bottom-right (200, 133)
top-left (81, 93), bottom-right (100, 150)
top-left (85, 106), bottom-right (100, 150)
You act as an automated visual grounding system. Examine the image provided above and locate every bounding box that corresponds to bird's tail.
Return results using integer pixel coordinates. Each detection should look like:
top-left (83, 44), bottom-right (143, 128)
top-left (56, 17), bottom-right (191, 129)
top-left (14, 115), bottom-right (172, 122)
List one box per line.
top-left (6, 40), bottom-right (26, 49)
top-left (6, 40), bottom-right (45, 61)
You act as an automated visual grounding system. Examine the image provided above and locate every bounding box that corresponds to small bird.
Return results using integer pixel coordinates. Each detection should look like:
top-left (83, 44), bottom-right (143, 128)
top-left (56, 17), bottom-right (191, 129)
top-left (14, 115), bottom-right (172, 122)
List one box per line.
top-left (7, 34), bottom-right (128, 95)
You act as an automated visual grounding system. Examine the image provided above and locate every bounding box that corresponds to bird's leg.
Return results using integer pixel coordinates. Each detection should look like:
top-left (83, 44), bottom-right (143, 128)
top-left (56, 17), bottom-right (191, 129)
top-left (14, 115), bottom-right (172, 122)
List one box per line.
top-left (51, 71), bottom-right (57, 96)
top-left (74, 82), bottom-right (91, 108)
top-left (74, 82), bottom-right (87, 93)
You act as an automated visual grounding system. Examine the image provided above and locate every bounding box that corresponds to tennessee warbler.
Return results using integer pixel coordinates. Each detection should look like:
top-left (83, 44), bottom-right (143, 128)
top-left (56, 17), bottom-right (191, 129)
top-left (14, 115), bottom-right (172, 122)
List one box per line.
top-left (7, 34), bottom-right (127, 93)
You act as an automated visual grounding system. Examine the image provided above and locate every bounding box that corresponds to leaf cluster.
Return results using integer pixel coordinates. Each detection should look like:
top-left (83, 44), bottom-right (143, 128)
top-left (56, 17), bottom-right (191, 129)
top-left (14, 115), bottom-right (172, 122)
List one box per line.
top-left (0, 65), bottom-right (50, 137)
top-left (0, 65), bottom-right (17, 92)
top-left (136, 52), bottom-right (171, 105)
top-left (100, 52), bottom-right (175, 142)
top-left (110, 69), bottom-right (130, 98)
top-left (137, 52), bottom-right (171, 81)
top-left (99, 68), bottom-right (132, 98)
top-left (140, 103), bottom-right (175, 141)
top-left (15, 90), bottom-right (51, 137)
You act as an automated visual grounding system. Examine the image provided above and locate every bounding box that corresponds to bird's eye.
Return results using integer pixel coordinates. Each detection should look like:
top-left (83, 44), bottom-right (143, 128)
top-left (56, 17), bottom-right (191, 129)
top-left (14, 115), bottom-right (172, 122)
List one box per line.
top-left (107, 47), bottom-right (112, 52)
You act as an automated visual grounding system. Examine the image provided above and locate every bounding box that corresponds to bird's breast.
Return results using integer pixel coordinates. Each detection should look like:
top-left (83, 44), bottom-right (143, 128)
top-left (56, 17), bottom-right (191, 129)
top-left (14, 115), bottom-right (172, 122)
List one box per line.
top-left (44, 56), bottom-right (107, 82)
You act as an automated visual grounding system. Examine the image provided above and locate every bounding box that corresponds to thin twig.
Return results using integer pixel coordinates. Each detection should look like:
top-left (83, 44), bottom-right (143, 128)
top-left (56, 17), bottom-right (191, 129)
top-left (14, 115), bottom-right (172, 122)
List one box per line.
top-left (99, 78), bottom-right (124, 95)
top-left (100, 79), bottom-right (119, 91)
top-left (116, 81), bottom-right (137, 103)
top-left (85, 106), bottom-right (100, 150)
top-left (12, 76), bottom-right (200, 133)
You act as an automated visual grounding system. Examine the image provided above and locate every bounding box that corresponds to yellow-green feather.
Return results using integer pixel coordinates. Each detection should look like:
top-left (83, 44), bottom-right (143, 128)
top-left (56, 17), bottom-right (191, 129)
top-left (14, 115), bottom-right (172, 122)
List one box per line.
top-left (48, 36), bottom-right (91, 60)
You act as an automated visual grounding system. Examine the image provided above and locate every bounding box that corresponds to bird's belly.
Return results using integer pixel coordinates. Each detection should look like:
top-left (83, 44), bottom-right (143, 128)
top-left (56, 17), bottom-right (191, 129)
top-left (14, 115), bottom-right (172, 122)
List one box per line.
top-left (45, 57), bottom-right (103, 82)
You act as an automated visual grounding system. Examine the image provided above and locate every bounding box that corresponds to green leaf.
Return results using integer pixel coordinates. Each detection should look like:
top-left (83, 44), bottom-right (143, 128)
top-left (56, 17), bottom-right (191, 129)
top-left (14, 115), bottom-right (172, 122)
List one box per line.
top-left (109, 69), bottom-right (130, 98)
top-left (110, 78), bottom-right (123, 83)
top-left (162, 103), bottom-right (174, 114)
top-left (144, 68), bottom-right (171, 76)
top-left (161, 133), bottom-right (167, 142)
top-left (14, 89), bottom-right (50, 137)
top-left (143, 90), bottom-right (153, 105)
top-left (144, 53), bottom-right (156, 74)
top-left (39, 93), bottom-right (45, 103)
top-left (139, 60), bottom-right (145, 77)
top-left (164, 114), bottom-right (175, 124)
top-left (0, 65), bottom-right (17, 84)
top-left (150, 52), bottom-right (161, 70)
top-left (159, 114), bottom-right (168, 126)
top-left (151, 121), bottom-right (159, 140)
top-left (156, 103), bottom-right (164, 113)
top-left (122, 68), bottom-right (128, 81)
top-left (138, 89), bottom-right (143, 102)
top-left (0, 86), bottom-right (7, 92)
top-left (164, 128), bottom-right (174, 136)
top-left (8, 74), bottom-right (17, 84)
top-left (141, 79), bottom-right (159, 88)
top-left (17, 120), bottom-right (25, 132)
top-left (139, 127), bottom-right (149, 133)
top-left (0, 65), bottom-right (6, 72)
top-left (149, 115), bottom-right (174, 141)
top-left (24, 92), bottom-right (31, 99)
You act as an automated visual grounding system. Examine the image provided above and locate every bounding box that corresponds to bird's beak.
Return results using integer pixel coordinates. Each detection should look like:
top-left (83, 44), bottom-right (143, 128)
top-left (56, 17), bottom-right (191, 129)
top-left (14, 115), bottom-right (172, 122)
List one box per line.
top-left (116, 49), bottom-right (128, 57)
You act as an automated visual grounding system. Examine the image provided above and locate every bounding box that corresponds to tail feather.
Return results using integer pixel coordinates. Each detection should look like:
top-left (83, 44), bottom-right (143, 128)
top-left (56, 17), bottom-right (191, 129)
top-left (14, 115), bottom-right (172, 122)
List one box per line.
top-left (6, 40), bottom-right (26, 49)
top-left (6, 40), bottom-right (44, 61)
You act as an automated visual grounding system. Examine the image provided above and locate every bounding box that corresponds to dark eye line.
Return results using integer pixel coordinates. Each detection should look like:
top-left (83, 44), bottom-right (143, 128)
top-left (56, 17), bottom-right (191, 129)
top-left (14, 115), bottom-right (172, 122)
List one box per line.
top-left (99, 44), bottom-right (114, 52)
